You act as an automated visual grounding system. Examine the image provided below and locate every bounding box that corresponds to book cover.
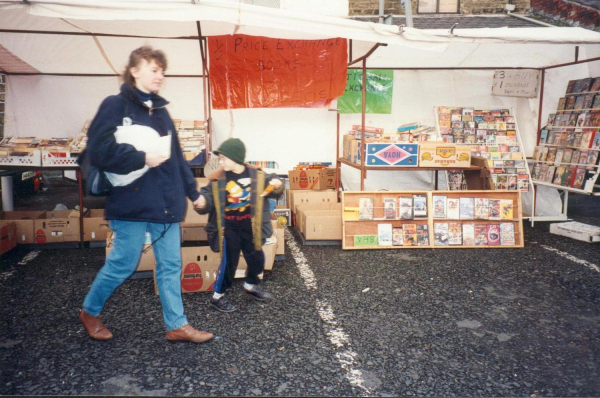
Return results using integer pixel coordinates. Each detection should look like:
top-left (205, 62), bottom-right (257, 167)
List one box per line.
top-left (378, 224), bottom-right (393, 247)
top-left (433, 223), bottom-right (449, 246)
top-left (433, 195), bottom-right (447, 218)
top-left (398, 197), bottom-right (414, 220)
top-left (489, 199), bottom-right (501, 220)
top-left (571, 168), bottom-right (587, 189)
top-left (447, 198), bottom-right (460, 219)
top-left (586, 151), bottom-right (599, 170)
top-left (563, 148), bottom-right (573, 164)
top-left (417, 224), bottom-right (429, 246)
top-left (557, 97), bottom-right (566, 110)
top-left (462, 224), bottom-right (475, 246)
top-left (500, 199), bottom-right (514, 220)
top-left (507, 174), bottom-right (519, 190)
top-left (538, 164), bottom-right (549, 182)
top-left (566, 132), bottom-right (577, 147)
top-left (574, 96), bottom-right (585, 110)
top-left (590, 78), bottom-right (600, 93)
top-left (573, 132), bottom-right (583, 148)
top-left (545, 165), bottom-right (557, 183)
top-left (359, 197), bottom-right (374, 220)
top-left (571, 150), bottom-right (581, 165)
top-left (566, 80), bottom-right (577, 93)
top-left (579, 151), bottom-right (589, 165)
top-left (402, 223), bottom-right (417, 246)
top-left (592, 131), bottom-right (600, 149)
top-left (499, 223), bottom-right (515, 246)
top-left (555, 149), bottom-right (565, 165)
top-left (583, 95), bottom-right (595, 110)
top-left (539, 128), bottom-right (549, 144)
top-left (565, 96), bottom-right (576, 110)
top-left (593, 94), bottom-right (600, 110)
top-left (539, 146), bottom-right (549, 162)
top-left (413, 194), bottom-right (427, 217)
top-left (392, 227), bottom-right (404, 246)
top-left (546, 147), bottom-right (557, 163)
top-left (459, 197), bottom-right (474, 220)
top-left (553, 166), bottom-right (566, 184)
top-left (474, 224), bottom-right (488, 246)
top-left (474, 198), bottom-right (489, 220)
top-left (519, 174), bottom-right (529, 191)
top-left (448, 222), bottom-right (462, 245)
top-left (384, 198), bottom-right (397, 220)
top-left (487, 224), bottom-right (500, 246)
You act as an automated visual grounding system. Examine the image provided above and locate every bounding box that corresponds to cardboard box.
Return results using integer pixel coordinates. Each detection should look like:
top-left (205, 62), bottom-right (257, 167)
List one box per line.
top-left (181, 180), bottom-right (209, 241)
top-left (106, 230), bottom-right (156, 271)
top-left (296, 202), bottom-right (342, 234)
top-left (288, 189), bottom-right (338, 226)
top-left (34, 210), bottom-right (80, 243)
top-left (238, 239), bottom-right (277, 275)
top-left (301, 210), bottom-right (342, 240)
top-left (0, 221), bottom-right (17, 256)
top-left (288, 168), bottom-right (336, 190)
top-left (0, 211), bottom-right (46, 243)
top-left (419, 143), bottom-right (471, 167)
top-left (83, 209), bottom-right (109, 242)
top-left (343, 134), bottom-right (359, 163)
top-left (181, 226), bottom-right (208, 241)
top-left (358, 143), bottom-right (419, 167)
top-left (271, 219), bottom-right (285, 256)
top-left (154, 245), bottom-right (220, 294)
top-left (550, 222), bottom-right (600, 243)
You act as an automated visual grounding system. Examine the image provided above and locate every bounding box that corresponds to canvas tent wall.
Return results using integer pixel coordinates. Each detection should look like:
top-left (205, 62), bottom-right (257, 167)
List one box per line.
top-left (1, 0), bottom-right (599, 217)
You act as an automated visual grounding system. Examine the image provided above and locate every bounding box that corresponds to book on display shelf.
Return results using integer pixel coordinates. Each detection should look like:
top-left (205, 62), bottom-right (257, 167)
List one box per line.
top-left (359, 197), bottom-right (374, 220)
top-left (462, 224), bottom-right (475, 246)
top-left (378, 224), bottom-right (393, 247)
top-left (403, 224), bottom-right (418, 246)
top-left (448, 222), bottom-right (462, 245)
top-left (392, 227), bottom-right (404, 246)
top-left (417, 225), bottom-right (429, 246)
top-left (399, 197), bottom-right (414, 220)
top-left (500, 199), bottom-right (514, 220)
top-left (413, 194), bottom-right (427, 217)
top-left (487, 224), bottom-right (500, 246)
top-left (433, 195), bottom-right (447, 218)
top-left (459, 197), bottom-right (474, 220)
top-left (474, 198), bottom-right (489, 220)
top-left (474, 225), bottom-right (488, 246)
top-left (434, 223), bottom-right (449, 246)
top-left (499, 223), bottom-right (515, 246)
top-left (384, 198), bottom-right (397, 220)
top-left (447, 198), bottom-right (460, 219)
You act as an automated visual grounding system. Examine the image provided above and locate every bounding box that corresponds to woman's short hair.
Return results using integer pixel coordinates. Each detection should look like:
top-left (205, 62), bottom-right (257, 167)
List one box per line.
top-left (122, 46), bottom-right (168, 87)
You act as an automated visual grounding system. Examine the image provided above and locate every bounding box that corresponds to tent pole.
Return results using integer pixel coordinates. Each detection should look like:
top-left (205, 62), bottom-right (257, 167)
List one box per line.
top-left (360, 58), bottom-right (367, 191)
top-left (536, 69), bottom-right (545, 146)
top-left (196, 21), bottom-right (212, 154)
top-left (575, 46), bottom-right (579, 62)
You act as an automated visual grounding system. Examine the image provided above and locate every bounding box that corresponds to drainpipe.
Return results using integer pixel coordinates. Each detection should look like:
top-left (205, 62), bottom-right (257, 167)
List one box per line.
top-left (507, 11), bottom-right (555, 27)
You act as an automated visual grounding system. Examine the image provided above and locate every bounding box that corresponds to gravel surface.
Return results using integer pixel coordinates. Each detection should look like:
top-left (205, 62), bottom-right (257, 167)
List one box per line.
top-left (1, 177), bottom-right (599, 396)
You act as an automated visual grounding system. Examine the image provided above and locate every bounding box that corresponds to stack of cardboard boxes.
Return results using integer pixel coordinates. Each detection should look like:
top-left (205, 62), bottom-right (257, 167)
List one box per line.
top-left (286, 165), bottom-right (342, 242)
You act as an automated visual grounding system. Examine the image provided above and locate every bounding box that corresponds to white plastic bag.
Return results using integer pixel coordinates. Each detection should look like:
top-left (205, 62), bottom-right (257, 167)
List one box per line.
top-left (105, 124), bottom-right (171, 187)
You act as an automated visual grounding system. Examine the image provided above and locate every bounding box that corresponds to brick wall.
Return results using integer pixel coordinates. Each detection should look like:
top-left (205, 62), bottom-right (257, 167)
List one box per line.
top-left (350, 0), bottom-right (530, 15)
top-left (349, 0), bottom-right (400, 15)
top-left (531, 0), bottom-right (599, 29)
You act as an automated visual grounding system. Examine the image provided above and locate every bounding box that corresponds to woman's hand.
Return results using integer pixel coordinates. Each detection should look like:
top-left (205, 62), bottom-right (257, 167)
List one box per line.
top-left (145, 152), bottom-right (167, 168)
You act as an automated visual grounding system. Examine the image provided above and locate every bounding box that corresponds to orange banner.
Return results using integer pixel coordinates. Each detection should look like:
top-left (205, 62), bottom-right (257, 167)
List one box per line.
top-left (208, 34), bottom-right (347, 109)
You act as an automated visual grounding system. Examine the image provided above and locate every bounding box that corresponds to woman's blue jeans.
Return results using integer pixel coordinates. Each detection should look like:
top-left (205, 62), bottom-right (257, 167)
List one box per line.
top-left (83, 220), bottom-right (188, 331)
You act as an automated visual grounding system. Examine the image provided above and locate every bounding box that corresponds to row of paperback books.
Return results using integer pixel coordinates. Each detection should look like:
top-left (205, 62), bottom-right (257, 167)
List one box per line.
top-left (531, 145), bottom-right (599, 170)
top-left (368, 223), bottom-right (429, 247)
top-left (431, 195), bottom-right (514, 220)
top-left (548, 110), bottom-right (600, 128)
top-left (433, 222), bottom-right (515, 246)
top-left (558, 77), bottom-right (600, 112)
top-left (531, 164), bottom-right (588, 189)
top-left (174, 120), bottom-right (206, 154)
top-left (358, 195), bottom-right (428, 220)
top-left (539, 128), bottom-right (600, 150)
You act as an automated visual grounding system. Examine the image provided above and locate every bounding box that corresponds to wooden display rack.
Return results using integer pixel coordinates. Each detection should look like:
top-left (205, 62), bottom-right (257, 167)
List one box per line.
top-left (342, 190), bottom-right (524, 250)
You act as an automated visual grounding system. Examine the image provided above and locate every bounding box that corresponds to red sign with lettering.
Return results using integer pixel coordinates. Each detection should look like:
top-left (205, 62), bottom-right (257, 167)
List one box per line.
top-left (208, 34), bottom-right (347, 109)
top-left (35, 229), bottom-right (46, 244)
top-left (181, 262), bottom-right (203, 292)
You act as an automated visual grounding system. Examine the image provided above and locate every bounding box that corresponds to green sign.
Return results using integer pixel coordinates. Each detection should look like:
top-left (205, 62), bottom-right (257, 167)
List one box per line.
top-left (338, 69), bottom-right (393, 114)
top-left (353, 235), bottom-right (378, 247)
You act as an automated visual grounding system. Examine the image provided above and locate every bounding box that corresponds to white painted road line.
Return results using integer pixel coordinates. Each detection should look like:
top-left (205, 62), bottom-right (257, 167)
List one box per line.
top-left (18, 250), bottom-right (41, 266)
top-left (286, 229), bottom-right (372, 396)
top-left (540, 245), bottom-right (600, 273)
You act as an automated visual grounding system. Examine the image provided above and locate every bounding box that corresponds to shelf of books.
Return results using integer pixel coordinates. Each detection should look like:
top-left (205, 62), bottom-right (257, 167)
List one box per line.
top-left (530, 76), bottom-right (600, 196)
top-left (342, 190), bottom-right (523, 250)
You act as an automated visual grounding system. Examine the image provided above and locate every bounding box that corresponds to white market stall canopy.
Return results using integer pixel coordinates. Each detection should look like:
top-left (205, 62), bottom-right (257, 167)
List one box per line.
top-left (1, 0), bottom-right (600, 75)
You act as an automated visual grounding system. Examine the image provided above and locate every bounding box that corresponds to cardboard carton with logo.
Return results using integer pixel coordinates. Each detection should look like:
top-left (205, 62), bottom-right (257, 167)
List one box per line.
top-left (154, 246), bottom-right (220, 294)
top-left (288, 168), bottom-right (336, 190)
top-left (83, 209), bottom-right (110, 242)
top-left (0, 211), bottom-right (45, 243)
top-left (34, 210), bottom-right (80, 243)
top-left (357, 143), bottom-right (419, 167)
top-left (0, 221), bottom-right (17, 256)
top-left (106, 230), bottom-right (156, 271)
top-left (419, 143), bottom-right (471, 167)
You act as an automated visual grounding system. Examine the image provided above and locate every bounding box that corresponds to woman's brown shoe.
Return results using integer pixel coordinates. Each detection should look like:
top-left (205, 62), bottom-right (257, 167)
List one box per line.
top-left (79, 309), bottom-right (113, 340)
top-left (166, 324), bottom-right (214, 343)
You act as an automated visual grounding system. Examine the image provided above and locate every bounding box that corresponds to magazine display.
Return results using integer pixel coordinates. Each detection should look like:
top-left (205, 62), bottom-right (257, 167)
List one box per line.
top-left (530, 76), bottom-right (600, 192)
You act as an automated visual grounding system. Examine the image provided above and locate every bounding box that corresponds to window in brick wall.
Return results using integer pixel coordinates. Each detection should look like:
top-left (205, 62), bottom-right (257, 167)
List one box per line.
top-left (418, 0), bottom-right (459, 13)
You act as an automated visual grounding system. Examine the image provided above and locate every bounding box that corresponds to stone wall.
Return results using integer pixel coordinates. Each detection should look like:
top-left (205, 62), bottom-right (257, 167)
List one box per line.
top-left (531, 0), bottom-right (599, 29)
top-left (349, 0), bottom-right (530, 15)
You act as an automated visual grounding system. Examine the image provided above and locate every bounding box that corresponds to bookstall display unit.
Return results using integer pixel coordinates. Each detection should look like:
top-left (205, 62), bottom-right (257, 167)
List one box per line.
top-left (529, 76), bottom-right (600, 196)
top-left (342, 190), bottom-right (523, 250)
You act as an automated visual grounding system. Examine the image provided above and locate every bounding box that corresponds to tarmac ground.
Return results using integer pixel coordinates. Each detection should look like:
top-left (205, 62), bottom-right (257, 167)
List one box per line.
top-left (1, 174), bottom-right (599, 396)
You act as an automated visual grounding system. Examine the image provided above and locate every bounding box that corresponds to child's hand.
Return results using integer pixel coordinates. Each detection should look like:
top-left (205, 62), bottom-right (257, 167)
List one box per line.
top-left (193, 195), bottom-right (206, 209)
